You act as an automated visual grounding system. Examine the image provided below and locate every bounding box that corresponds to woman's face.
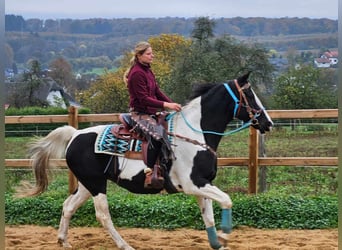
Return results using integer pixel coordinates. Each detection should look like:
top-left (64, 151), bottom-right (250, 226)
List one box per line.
top-left (138, 47), bottom-right (154, 64)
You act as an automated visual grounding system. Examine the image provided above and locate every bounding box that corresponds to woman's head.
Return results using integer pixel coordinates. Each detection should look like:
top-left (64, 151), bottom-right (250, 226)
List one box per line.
top-left (123, 41), bottom-right (153, 85)
top-left (134, 41), bottom-right (151, 57)
top-left (134, 41), bottom-right (153, 64)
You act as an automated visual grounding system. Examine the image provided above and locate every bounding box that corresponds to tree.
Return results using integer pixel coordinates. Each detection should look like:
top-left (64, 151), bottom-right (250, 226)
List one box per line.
top-left (272, 65), bottom-right (337, 109)
top-left (8, 60), bottom-right (48, 108)
top-left (148, 34), bottom-right (191, 90)
top-left (48, 57), bottom-right (76, 95)
top-left (77, 68), bottom-right (129, 113)
top-left (4, 43), bottom-right (14, 68)
top-left (191, 17), bottom-right (215, 47)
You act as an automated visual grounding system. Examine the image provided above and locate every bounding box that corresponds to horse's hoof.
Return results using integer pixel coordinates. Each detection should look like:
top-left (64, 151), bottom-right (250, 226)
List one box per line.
top-left (57, 238), bottom-right (72, 248)
top-left (218, 232), bottom-right (229, 247)
top-left (121, 246), bottom-right (135, 250)
top-left (218, 247), bottom-right (230, 250)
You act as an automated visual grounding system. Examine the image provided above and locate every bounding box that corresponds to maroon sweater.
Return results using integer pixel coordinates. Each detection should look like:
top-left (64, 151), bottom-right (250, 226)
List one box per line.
top-left (127, 61), bottom-right (172, 114)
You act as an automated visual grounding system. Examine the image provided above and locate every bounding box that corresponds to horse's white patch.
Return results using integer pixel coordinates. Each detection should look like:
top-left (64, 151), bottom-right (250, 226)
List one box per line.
top-left (117, 158), bottom-right (146, 180)
top-left (252, 89), bottom-right (273, 125)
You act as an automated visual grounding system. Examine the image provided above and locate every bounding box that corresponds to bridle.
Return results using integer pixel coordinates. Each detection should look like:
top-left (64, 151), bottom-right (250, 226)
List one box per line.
top-left (224, 79), bottom-right (262, 125)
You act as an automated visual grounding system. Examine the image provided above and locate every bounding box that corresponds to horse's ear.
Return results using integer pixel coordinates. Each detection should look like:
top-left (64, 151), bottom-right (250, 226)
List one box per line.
top-left (237, 71), bottom-right (252, 84)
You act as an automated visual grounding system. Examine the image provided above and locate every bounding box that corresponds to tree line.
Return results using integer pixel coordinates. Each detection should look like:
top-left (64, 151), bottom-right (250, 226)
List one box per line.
top-left (5, 15), bottom-right (337, 36)
top-left (5, 15), bottom-right (338, 73)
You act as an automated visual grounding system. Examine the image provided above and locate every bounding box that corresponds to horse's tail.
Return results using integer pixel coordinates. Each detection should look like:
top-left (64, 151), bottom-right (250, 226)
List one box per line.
top-left (16, 125), bottom-right (77, 197)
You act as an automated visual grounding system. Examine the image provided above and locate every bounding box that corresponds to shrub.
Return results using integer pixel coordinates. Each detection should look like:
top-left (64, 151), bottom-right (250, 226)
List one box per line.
top-left (5, 192), bottom-right (337, 230)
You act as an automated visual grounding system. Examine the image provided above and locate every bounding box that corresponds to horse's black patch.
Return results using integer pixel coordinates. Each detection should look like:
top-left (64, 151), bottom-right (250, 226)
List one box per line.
top-left (117, 174), bottom-right (162, 194)
top-left (190, 150), bottom-right (217, 188)
top-left (66, 132), bottom-right (114, 196)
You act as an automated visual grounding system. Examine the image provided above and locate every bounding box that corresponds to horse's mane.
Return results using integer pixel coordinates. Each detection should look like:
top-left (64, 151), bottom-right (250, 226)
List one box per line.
top-left (188, 83), bottom-right (218, 100)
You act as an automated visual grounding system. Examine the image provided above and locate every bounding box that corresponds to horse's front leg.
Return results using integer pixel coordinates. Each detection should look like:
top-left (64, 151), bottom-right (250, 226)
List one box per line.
top-left (196, 189), bottom-right (232, 249)
top-left (93, 193), bottom-right (134, 250)
top-left (58, 182), bottom-right (91, 248)
top-left (197, 197), bottom-right (222, 249)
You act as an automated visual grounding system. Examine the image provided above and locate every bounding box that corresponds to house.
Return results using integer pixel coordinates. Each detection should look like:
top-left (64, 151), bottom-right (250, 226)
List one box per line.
top-left (314, 58), bottom-right (331, 68)
top-left (314, 50), bottom-right (338, 68)
top-left (5, 77), bottom-right (79, 108)
top-left (323, 50), bottom-right (338, 65)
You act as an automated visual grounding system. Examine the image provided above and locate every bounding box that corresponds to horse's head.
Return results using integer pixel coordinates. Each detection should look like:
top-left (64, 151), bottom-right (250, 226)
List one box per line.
top-left (233, 72), bottom-right (273, 133)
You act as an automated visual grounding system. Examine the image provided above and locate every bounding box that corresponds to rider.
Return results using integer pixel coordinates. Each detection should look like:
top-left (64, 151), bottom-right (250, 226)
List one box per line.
top-left (123, 41), bottom-right (182, 188)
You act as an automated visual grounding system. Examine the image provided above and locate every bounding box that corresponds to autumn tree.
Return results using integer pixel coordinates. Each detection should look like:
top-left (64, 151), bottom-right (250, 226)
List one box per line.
top-left (48, 57), bottom-right (76, 95)
top-left (77, 68), bottom-right (129, 113)
top-left (148, 34), bottom-right (191, 90)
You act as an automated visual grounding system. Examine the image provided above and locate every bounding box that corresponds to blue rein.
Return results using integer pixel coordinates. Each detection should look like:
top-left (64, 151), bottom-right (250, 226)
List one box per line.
top-left (167, 82), bottom-right (259, 136)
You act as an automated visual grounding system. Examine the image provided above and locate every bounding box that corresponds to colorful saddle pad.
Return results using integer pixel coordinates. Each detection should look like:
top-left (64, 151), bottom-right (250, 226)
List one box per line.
top-left (95, 125), bottom-right (142, 156)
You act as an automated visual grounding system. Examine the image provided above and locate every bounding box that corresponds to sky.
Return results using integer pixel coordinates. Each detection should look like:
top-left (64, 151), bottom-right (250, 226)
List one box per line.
top-left (5, 0), bottom-right (338, 20)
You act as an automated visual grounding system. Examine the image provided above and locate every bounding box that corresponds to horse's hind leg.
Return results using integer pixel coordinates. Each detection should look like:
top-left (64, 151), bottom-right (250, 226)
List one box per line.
top-left (93, 193), bottom-right (134, 250)
top-left (57, 182), bottom-right (91, 248)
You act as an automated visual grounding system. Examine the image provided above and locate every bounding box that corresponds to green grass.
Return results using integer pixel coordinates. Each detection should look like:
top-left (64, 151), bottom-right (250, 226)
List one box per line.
top-left (5, 137), bottom-right (31, 159)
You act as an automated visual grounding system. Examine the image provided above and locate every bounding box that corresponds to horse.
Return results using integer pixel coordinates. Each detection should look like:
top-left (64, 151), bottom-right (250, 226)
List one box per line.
top-left (18, 72), bottom-right (272, 250)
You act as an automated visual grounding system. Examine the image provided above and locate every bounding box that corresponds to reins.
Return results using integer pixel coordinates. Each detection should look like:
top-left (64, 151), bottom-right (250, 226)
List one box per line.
top-left (165, 80), bottom-right (261, 154)
top-left (167, 131), bottom-right (217, 156)
top-left (167, 80), bottom-right (260, 137)
top-left (178, 110), bottom-right (254, 136)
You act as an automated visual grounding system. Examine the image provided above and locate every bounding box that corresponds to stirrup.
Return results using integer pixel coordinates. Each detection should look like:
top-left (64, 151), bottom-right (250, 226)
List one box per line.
top-left (144, 165), bottom-right (164, 189)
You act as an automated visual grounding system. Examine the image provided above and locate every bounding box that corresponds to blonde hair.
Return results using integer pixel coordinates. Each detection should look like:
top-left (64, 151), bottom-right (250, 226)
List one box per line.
top-left (123, 41), bottom-right (151, 85)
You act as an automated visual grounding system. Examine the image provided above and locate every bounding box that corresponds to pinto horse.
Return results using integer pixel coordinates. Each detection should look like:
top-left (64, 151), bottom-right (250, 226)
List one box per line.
top-left (20, 72), bottom-right (272, 250)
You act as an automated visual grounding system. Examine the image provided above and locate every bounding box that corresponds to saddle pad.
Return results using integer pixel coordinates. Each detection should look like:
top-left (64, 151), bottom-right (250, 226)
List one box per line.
top-left (95, 125), bottom-right (142, 155)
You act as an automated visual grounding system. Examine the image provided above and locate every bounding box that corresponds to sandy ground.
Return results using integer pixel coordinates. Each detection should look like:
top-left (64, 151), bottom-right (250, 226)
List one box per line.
top-left (5, 225), bottom-right (337, 250)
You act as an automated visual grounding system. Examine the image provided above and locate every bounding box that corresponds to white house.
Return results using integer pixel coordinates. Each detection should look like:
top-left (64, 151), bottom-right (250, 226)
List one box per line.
top-left (314, 50), bottom-right (338, 68)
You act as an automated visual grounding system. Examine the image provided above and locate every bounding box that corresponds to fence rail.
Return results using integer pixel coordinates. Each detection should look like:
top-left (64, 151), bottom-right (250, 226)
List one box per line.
top-left (5, 107), bottom-right (338, 194)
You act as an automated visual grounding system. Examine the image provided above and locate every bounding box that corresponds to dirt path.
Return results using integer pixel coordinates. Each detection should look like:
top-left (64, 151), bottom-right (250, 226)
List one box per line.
top-left (5, 225), bottom-right (337, 249)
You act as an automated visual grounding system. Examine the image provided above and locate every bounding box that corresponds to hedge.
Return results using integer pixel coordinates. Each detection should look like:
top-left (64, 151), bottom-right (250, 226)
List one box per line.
top-left (5, 192), bottom-right (337, 230)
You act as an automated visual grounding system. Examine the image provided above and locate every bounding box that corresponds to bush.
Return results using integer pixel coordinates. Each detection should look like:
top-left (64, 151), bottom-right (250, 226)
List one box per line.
top-left (232, 194), bottom-right (337, 229)
top-left (5, 191), bottom-right (337, 230)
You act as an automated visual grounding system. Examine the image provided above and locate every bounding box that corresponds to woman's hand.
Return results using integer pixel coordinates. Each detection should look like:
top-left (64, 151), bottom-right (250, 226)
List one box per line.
top-left (164, 102), bottom-right (182, 112)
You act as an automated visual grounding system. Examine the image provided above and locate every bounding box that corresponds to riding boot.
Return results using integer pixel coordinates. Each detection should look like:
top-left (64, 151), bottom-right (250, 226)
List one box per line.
top-left (144, 139), bottom-right (164, 189)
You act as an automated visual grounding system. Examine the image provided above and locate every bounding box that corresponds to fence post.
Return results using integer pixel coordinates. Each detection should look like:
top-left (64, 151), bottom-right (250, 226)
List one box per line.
top-left (248, 127), bottom-right (259, 194)
top-left (67, 106), bottom-right (79, 194)
top-left (258, 133), bottom-right (267, 193)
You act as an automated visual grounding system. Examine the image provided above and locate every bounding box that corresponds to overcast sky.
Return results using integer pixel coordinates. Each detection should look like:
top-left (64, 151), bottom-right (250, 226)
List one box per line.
top-left (5, 0), bottom-right (338, 20)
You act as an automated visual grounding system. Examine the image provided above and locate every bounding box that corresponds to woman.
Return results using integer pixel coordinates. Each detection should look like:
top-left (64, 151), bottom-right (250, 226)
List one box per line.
top-left (124, 41), bottom-right (181, 188)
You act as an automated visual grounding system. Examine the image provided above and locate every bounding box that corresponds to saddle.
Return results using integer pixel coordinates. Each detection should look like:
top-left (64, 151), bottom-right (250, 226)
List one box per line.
top-left (111, 111), bottom-right (171, 180)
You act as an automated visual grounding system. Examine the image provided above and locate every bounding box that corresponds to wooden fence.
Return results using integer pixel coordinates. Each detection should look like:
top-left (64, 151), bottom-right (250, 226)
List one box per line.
top-left (5, 107), bottom-right (338, 194)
